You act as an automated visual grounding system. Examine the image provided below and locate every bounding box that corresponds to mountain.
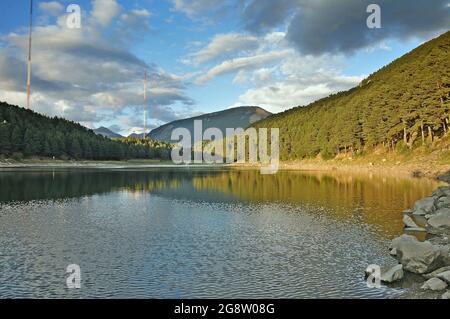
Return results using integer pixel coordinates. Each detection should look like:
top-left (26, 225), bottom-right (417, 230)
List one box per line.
top-left (93, 126), bottom-right (123, 139)
top-left (148, 106), bottom-right (272, 142)
top-left (0, 103), bottom-right (171, 160)
top-left (252, 31), bottom-right (450, 160)
top-left (128, 132), bottom-right (148, 139)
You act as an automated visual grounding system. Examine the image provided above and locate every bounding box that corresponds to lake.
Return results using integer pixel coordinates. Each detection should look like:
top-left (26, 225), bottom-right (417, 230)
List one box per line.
top-left (0, 168), bottom-right (441, 298)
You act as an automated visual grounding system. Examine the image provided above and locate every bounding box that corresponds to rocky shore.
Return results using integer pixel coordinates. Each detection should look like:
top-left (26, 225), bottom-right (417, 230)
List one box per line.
top-left (367, 174), bottom-right (450, 299)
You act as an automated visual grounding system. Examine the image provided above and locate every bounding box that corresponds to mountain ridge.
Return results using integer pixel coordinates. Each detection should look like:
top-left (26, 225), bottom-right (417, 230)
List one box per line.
top-left (148, 106), bottom-right (272, 142)
top-left (93, 126), bottom-right (123, 139)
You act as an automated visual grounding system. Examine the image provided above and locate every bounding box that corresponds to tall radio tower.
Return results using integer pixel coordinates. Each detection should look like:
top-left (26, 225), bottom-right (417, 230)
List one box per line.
top-left (26, 0), bottom-right (33, 109)
top-left (143, 70), bottom-right (148, 140)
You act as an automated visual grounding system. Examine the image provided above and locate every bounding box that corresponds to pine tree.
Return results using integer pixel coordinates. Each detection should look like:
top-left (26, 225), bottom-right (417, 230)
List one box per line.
top-left (10, 126), bottom-right (23, 153)
top-left (0, 122), bottom-right (11, 155)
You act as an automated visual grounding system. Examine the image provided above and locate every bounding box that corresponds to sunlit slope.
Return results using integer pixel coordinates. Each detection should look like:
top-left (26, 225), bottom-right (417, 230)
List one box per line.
top-left (252, 31), bottom-right (450, 161)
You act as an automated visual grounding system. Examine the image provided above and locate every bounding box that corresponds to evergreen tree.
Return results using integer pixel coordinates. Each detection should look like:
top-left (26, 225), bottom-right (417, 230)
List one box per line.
top-left (0, 122), bottom-right (11, 155)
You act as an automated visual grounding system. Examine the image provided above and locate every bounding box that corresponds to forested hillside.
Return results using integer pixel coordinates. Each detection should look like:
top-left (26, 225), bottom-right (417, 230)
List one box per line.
top-left (0, 102), bottom-right (171, 160)
top-left (253, 31), bottom-right (450, 160)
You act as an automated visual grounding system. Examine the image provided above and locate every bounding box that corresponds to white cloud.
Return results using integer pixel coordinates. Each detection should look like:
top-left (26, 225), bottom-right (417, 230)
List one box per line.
top-left (131, 9), bottom-right (151, 17)
top-left (118, 8), bottom-right (153, 42)
top-left (91, 0), bottom-right (122, 27)
top-left (190, 31), bottom-right (291, 84)
top-left (195, 50), bottom-right (291, 84)
top-left (39, 1), bottom-right (64, 16)
top-left (234, 53), bottom-right (364, 112)
top-left (189, 33), bottom-right (259, 65)
top-left (189, 28), bottom-right (365, 113)
top-left (253, 68), bottom-right (274, 83)
top-left (171, 0), bottom-right (229, 18)
top-left (236, 75), bottom-right (363, 113)
top-left (232, 70), bottom-right (248, 84)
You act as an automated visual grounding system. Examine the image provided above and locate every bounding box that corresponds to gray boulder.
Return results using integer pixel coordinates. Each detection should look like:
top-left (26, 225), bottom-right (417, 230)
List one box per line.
top-left (433, 186), bottom-right (450, 198)
top-left (423, 266), bottom-right (450, 279)
top-left (437, 270), bottom-right (450, 284)
top-left (436, 197), bottom-right (450, 209)
top-left (442, 291), bottom-right (450, 299)
top-left (433, 187), bottom-right (450, 198)
top-left (413, 197), bottom-right (436, 216)
top-left (391, 235), bottom-right (443, 274)
top-left (364, 264), bottom-right (404, 284)
top-left (428, 208), bottom-right (450, 232)
top-left (438, 246), bottom-right (450, 269)
top-left (390, 234), bottom-right (417, 250)
top-left (421, 277), bottom-right (448, 291)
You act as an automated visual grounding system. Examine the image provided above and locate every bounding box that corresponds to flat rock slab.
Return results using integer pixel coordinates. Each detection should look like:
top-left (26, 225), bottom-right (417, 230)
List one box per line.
top-left (404, 227), bottom-right (427, 233)
top-left (403, 209), bottom-right (414, 215)
top-left (403, 215), bottom-right (419, 228)
top-left (381, 264), bottom-right (404, 283)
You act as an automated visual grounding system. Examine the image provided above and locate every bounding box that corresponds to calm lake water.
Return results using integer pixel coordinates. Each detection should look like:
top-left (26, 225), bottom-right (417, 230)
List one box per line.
top-left (0, 168), bottom-right (441, 298)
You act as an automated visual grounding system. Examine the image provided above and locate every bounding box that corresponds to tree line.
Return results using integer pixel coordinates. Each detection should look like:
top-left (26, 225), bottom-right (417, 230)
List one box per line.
top-left (0, 102), bottom-right (172, 160)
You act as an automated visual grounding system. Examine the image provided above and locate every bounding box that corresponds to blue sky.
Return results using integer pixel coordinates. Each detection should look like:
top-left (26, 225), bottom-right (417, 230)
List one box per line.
top-left (0, 0), bottom-right (448, 136)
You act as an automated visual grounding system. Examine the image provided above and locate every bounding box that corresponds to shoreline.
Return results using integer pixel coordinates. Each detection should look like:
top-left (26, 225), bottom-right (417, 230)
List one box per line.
top-left (0, 159), bottom-right (228, 170)
top-left (233, 160), bottom-right (450, 180)
top-left (2, 158), bottom-right (450, 179)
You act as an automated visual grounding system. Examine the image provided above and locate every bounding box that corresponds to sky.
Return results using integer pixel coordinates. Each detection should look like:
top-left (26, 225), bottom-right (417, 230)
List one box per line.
top-left (0, 0), bottom-right (449, 136)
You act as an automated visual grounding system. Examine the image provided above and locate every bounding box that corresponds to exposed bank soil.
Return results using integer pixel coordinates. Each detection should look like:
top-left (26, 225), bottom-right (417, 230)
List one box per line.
top-left (2, 159), bottom-right (448, 179)
top-left (233, 160), bottom-right (450, 179)
top-left (235, 137), bottom-right (450, 179)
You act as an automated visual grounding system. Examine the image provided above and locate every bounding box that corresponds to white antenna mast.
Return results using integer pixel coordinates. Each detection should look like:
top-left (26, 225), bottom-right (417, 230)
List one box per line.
top-left (26, 0), bottom-right (33, 109)
top-left (143, 70), bottom-right (148, 140)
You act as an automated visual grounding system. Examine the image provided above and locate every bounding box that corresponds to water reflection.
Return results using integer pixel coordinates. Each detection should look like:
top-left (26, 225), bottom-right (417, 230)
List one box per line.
top-left (0, 168), bottom-right (441, 239)
top-left (0, 168), bottom-right (442, 298)
top-left (193, 169), bottom-right (442, 238)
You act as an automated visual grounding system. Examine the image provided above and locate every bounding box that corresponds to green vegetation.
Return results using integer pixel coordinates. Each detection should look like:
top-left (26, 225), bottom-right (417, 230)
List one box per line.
top-left (0, 102), bottom-right (172, 160)
top-left (253, 31), bottom-right (450, 161)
